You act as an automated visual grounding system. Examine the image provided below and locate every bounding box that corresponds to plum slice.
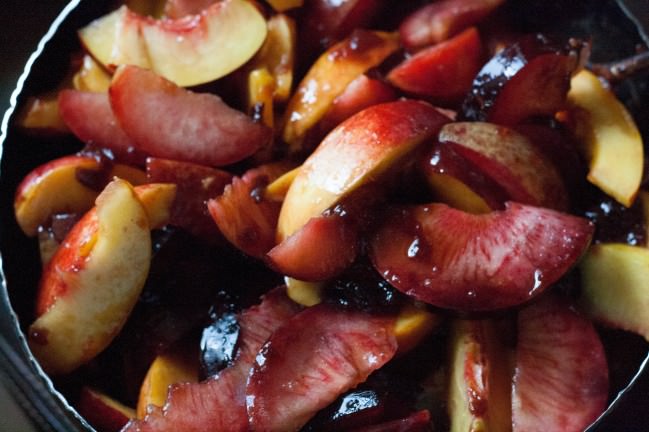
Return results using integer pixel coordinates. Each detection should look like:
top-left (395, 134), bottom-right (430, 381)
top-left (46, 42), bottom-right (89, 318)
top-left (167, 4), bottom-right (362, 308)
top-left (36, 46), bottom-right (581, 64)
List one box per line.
top-left (512, 295), bottom-right (608, 432)
top-left (460, 34), bottom-right (586, 125)
top-left (246, 304), bottom-right (398, 431)
top-left (123, 287), bottom-right (302, 432)
top-left (370, 202), bottom-right (593, 311)
top-left (109, 65), bottom-right (272, 167)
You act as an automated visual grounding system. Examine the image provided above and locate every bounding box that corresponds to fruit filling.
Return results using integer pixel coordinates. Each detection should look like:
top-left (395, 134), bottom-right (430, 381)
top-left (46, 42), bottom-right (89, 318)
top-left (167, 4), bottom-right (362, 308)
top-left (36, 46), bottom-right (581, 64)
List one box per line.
top-left (8, 0), bottom-right (649, 431)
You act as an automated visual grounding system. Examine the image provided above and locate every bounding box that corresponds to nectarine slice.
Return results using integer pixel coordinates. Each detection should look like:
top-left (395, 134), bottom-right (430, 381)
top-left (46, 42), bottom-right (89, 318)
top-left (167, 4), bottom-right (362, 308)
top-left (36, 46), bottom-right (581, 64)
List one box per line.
top-left (567, 69), bottom-right (643, 207)
top-left (28, 179), bottom-right (151, 374)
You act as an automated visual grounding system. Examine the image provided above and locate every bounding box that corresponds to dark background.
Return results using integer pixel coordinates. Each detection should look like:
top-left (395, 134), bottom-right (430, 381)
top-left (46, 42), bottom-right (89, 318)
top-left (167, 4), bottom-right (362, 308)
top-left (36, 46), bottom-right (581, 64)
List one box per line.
top-left (0, 1), bottom-right (648, 431)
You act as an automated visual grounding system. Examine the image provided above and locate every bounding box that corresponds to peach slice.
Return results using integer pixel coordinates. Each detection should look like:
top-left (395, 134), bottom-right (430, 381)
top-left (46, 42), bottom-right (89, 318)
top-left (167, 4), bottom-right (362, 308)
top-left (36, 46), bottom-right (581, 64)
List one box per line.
top-left (79, 5), bottom-right (151, 71)
top-left (277, 100), bottom-right (449, 242)
top-left (80, 0), bottom-right (267, 87)
top-left (77, 387), bottom-right (136, 432)
top-left (137, 351), bottom-right (199, 419)
top-left (447, 319), bottom-right (512, 432)
top-left (14, 155), bottom-right (146, 237)
top-left (133, 183), bottom-right (177, 229)
top-left (17, 93), bottom-right (68, 133)
top-left (72, 55), bottom-right (112, 93)
top-left (142, 0), bottom-right (267, 87)
top-left (282, 30), bottom-right (399, 152)
top-left (566, 69), bottom-right (643, 207)
top-left (28, 179), bottom-right (151, 375)
top-left (579, 243), bottom-right (649, 342)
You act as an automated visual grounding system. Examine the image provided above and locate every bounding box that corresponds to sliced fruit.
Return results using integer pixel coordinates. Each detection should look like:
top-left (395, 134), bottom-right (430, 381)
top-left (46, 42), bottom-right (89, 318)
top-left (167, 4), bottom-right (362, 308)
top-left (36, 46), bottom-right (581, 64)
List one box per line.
top-left (512, 295), bottom-right (608, 432)
top-left (132, 183), bottom-right (177, 229)
top-left (146, 158), bottom-right (232, 240)
top-left (399, 0), bottom-right (504, 50)
top-left (278, 100), bottom-right (449, 242)
top-left (137, 350), bottom-right (199, 419)
top-left (282, 30), bottom-right (399, 152)
top-left (393, 302), bottom-right (440, 354)
top-left (110, 65), bottom-right (272, 167)
top-left (14, 155), bottom-right (146, 237)
top-left (28, 179), bottom-right (151, 374)
top-left (566, 69), bottom-right (643, 207)
top-left (439, 122), bottom-right (569, 210)
top-left (421, 141), bottom-right (508, 214)
top-left (353, 410), bottom-right (432, 432)
top-left (461, 35), bottom-right (585, 125)
top-left (579, 243), bottom-right (649, 341)
top-left (72, 54), bottom-right (112, 93)
top-left (370, 202), bottom-right (593, 311)
top-left (447, 319), bottom-right (512, 432)
top-left (80, 0), bottom-right (267, 87)
top-left (77, 387), bottom-right (136, 432)
top-left (17, 93), bottom-right (68, 133)
top-left (58, 90), bottom-right (143, 164)
top-left (387, 27), bottom-right (483, 104)
top-left (163, 0), bottom-right (214, 18)
top-left (79, 6), bottom-right (151, 70)
top-left (247, 67), bottom-right (275, 128)
top-left (266, 0), bottom-right (303, 12)
top-left (265, 165), bottom-right (300, 201)
top-left (142, 0), bottom-right (267, 86)
top-left (285, 278), bottom-right (324, 307)
top-left (246, 304), bottom-right (398, 431)
top-left (267, 212), bottom-right (359, 281)
top-left (124, 287), bottom-right (301, 432)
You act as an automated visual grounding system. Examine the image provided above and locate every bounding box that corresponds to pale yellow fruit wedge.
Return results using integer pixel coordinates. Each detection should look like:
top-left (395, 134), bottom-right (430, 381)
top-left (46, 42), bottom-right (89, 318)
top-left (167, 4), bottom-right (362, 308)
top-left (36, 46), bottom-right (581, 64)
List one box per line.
top-left (580, 243), bottom-right (649, 341)
top-left (567, 69), bottom-right (643, 207)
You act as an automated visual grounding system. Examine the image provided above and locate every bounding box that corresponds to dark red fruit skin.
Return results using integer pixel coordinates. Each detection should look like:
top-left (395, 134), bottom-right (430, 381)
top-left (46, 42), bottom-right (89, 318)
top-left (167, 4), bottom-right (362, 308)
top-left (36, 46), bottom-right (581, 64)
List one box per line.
top-left (76, 387), bottom-right (132, 432)
top-left (387, 27), bottom-right (483, 105)
top-left (512, 294), bottom-right (609, 432)
top-left (399, 0), bottom-right (504, 50)
top-left (246, 304), bottom-right (398, 432)
top-left (122, 287), bottom-right (302, 432)
top-left (208, 163), bottom-right (291, 258)
top-left (266, 212), bottom-right (359, 281)
top-left (460, 34), bottom-right (586, 125)
top-left (352, 409), bottom-right (432, 432)
top-left (370, 202), bottom-right (594, 311)
top-left (58, 90), bottom-right (145, 165)
top-left (146, 157), bottom-right (232, 241)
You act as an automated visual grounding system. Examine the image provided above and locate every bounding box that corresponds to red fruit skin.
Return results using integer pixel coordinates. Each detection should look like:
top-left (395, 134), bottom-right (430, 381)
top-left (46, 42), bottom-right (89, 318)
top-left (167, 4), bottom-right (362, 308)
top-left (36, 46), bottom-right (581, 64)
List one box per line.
top-left (123, 287), bottom-right (302, 432)
top-left (36, 209), bottom-right (97, 316)
top-left (387, 27), bottom-right (483, 104)
top-left (109, 65), bottom-right (271, 167)
top-left (352, 410), bottom-right (432, 432)
top-left (58, 90), bottom-right (145, 165)
top-left (208, 164), bottom-right (289, 258)
top-left (266, 212), bottom-right (359, 281)
top-left (399, 0), bottom-right (504, 50)
top-left (512, 295), bottom-right (608, 432)
top-left (246, 304), bottom-right (398, 432)
top-left (319, 74), bottom-right (397, 134)
top-left (77, 387), bottom-right (133, 432)
top-left (146, 158), bottom-right (232, 240)
top-left (370, 202), bottom-right (593, 311)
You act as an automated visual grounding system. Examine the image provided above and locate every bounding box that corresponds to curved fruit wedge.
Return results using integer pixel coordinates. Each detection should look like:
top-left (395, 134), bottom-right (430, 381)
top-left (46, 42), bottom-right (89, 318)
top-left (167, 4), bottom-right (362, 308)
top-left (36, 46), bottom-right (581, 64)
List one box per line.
top-left (278, 100), bottom-right (450, 241)
top-left (566, 69), bottom-right (643, 207)
top-left (72, 55), bottom-right (112, 93)
top-left (370, 202), bottom-right (593, 311)
top-left (17, 93), bottom-right (69, 134)
top-left (387, 27), bottom-right (482, 104)
top-left (110, 65), bottom-right (272, 167)
top-left (439, 122), bottom-right (569, 210)
top-left (579, 243), bottom-right (649, 341)
top-left (14, 155), bottom-right (146, 237)
top-left (448, 319), bottom-right (512, 432)
top-left (399, 0), bottom-right (504, 50)
top-left (267, 212), bottom-right (359, 281)
top-left (282, 30), bottom-right (399, 152)
top-left (246, 304), bottom-right (397, 431)
top-left (77, 387), bottom-right (136, 432)
top-left (461, 35), bottom-right (585, 125)
top-left (124, 287), bottom-right (301, 432)
top-left (512, 295), bottom-right (608, 432)
top-left (58, 90), bottom-right (144, 164)
top-left (137, 350), bottom-right (199, 419)
top-left (28, 179), bottom-right (151, 374)
top-left (80, 0), bottom-right (267, 87)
